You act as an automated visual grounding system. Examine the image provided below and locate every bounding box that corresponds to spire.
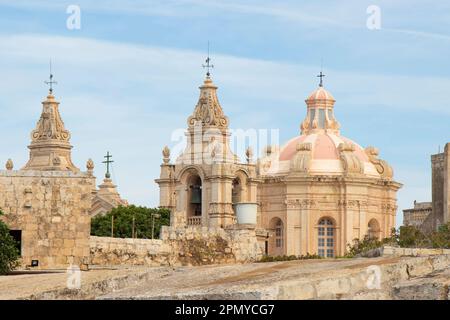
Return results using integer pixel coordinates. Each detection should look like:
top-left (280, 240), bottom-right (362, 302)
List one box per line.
top-left (22, 69), bottom-right (78, 172)
top-left (187, 66), bottom-right (229, 130)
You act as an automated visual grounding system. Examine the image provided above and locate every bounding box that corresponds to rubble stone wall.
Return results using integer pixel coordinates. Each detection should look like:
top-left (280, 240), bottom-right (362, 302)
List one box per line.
top-left (0, 170), bottom-right (95, 269)
top-left (89, 226), bottom-right (263, 267)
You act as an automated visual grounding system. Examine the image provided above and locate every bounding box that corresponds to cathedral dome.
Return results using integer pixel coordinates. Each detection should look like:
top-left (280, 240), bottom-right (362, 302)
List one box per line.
top-left (258, 79), bottom-right (393, 179)
top-left (277, 132), bottom-right (380, 177)
top-left (305, 86), bottom-right (335, 102)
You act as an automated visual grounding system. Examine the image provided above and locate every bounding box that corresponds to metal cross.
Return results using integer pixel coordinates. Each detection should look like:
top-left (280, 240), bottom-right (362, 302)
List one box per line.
top-left (202, 41), bottom-right (214, 77)
top-left (102, 151), bottom-right (114, 179)
top-left (44, 60), bottom-right (57, 94)
top-left (317, 71), bottom-right (325, 87)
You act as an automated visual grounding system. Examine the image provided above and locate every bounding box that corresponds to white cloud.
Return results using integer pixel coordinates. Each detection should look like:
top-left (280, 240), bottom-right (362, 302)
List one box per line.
top-left (0, 33), bottom-right (447, 209)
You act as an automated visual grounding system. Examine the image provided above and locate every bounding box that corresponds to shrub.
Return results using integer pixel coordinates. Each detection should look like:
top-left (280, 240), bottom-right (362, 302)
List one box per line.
top-left (0, 211), bottom-right (20, 274)
top-left (258, 253), bottom-right (322, 263)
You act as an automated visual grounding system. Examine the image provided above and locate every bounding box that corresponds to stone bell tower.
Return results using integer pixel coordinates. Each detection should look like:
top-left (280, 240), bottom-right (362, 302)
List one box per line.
top-left (156, 62), bottom-right (258, 229)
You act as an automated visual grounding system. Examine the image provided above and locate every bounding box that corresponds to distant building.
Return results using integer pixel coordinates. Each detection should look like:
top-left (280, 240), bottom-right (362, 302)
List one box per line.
top-left (403, 143), bottom-right (450, 232)
top-left (431, 144), bottom-right (450, 229)
top-left (402, 201), bottom-right (432, 228)
top-left (90, 176), bottom-right (128, 217)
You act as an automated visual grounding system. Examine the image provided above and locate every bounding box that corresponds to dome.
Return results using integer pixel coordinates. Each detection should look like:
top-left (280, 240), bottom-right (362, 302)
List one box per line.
top-left (276, 132), bottom-right (380, 176)
top-left (305, 86), bottom-right (335, 102)
top-left (257, 80), bottom-right (393, 179)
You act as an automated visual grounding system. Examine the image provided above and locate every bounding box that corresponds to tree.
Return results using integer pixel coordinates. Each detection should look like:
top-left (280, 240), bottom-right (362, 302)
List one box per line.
top-left (0, 210), bottom-right (20, 275)
top-left (91, 205), bottom-right (170, 239)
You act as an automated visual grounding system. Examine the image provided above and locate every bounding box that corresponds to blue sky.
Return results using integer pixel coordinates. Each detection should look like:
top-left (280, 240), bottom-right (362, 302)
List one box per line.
top-left (0, 0), bottom-right (449, 226)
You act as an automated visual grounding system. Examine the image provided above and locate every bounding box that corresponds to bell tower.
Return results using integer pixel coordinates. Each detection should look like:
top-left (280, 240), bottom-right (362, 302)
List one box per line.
top-left (156, 56), bottom-right (258, 229)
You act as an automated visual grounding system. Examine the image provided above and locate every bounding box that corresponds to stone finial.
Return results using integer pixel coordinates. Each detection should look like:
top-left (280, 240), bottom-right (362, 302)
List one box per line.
top-left (245, 147), bottom-right (253, 163)
top-left (162, 146), bottom-right (171, 164)
top-left (86, 158), bottom-right (94, 171)
top-left (5, 159), bottom-right (13, 170)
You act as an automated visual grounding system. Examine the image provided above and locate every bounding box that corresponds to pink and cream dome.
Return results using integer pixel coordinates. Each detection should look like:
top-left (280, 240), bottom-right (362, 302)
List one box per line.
top-left (258, 83), bottom-right (393, 179)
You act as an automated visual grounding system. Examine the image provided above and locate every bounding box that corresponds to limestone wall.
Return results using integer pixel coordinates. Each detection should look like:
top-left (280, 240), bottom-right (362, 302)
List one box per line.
top-left (0, 170), bottom-right (95, 269)
top-left (89, 226), bottom-right (263, 267)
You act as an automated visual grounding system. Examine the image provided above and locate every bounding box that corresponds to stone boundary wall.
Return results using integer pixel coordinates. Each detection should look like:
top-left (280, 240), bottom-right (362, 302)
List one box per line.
top-left (382, 246), bottom-right (450, 256)
top-left (89, 226), bottom-right (262, 267)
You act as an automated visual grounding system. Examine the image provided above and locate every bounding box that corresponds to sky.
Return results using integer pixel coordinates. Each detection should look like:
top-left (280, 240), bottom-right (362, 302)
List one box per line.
top-left (0, 0), bottom-right (449, 227)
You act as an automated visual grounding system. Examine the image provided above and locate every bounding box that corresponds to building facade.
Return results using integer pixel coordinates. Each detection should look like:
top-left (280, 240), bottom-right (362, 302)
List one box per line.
top-left (157, 74), bottom-right (402, 258)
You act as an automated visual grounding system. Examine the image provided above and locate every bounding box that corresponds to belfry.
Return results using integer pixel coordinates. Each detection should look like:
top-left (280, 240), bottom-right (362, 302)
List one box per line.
top-left (156, 67), bottom-right (259, 228)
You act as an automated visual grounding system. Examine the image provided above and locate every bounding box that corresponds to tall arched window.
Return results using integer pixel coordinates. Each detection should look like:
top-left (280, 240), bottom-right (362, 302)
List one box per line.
top-left (269, 217), bottom-right (284, 256)
top-left (275, 219), bottom-right (283, 249)
top-left (318, 218), bottom-right (335, 258)
top-left (187, 174), bottom-right (202, 225)
top-left (368, 219), bottom-right (380, 240)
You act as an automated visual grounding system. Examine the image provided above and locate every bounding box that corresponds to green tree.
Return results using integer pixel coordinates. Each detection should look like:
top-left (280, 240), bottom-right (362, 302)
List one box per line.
top-left (0, 210), bottom-right (20, 275)
top-left (91, 205), bottom-right (170, 239)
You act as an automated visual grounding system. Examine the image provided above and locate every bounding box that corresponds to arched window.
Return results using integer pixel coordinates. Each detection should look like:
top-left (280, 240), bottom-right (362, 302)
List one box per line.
top-left (318, 218), bottom-right (335, 258)
top-left (275, 219), bottom-right (283, 248)
top-left (187, 174), bottom-right (202, 220)
top-left (368, 219), bottom-right (380, 240)
top-left (232, 178), bottom-right (241, 205)
top-left (268, 217), bottom-right (284, 256)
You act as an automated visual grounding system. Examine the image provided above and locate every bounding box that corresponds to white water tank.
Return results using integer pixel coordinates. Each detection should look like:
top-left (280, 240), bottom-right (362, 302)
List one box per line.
top-left (235, 202), bottom-right (258, 225)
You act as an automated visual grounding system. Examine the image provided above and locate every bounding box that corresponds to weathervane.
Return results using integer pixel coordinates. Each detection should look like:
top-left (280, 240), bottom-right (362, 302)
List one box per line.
top-left (102, 151), bottom-right (114, 179)
top-left (44, 59), bottom-right (57, 94)
top-left (202, 41), bottom-right (214, 77)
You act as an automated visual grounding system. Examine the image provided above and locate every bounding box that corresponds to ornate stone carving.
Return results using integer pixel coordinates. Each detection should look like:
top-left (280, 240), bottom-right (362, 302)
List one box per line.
top-left (290, 143), bottom-right (312, 173)
top-left (208, 202), bottom-right (234, 215)
top-left (86, 158), bottom-right (94, 171)
top-left (188, 78), bottom-right (228, 129)
top-left (245, 147), bottom-right (253, 164)
top-left (338, 143), bottom-right (363, 175)
top-left (5, 159), bottom-right (13, 170)
top-left (337, 200), bottom-right (368, 209)
top-left (285, 199), bottom-right (317, 209)
top-left (23, 94), bottom-right (79, 172)
top-left (162, 146), bottom-right (171, 164)
top-left (365, 146), bottom-right (393, 179)
top-left (31, 95), bottom-right (70, 143)
top-left (300, 117), bottom-right (309, 134)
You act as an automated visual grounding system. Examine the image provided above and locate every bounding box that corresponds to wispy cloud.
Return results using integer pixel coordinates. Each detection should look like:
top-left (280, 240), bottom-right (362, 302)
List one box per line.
top-left (0, 33), bottom-right (448, 211)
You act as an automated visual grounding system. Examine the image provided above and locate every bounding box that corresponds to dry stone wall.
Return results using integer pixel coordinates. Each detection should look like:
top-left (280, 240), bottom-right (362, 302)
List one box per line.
top-left (89, 226), bottom-right (263, 267)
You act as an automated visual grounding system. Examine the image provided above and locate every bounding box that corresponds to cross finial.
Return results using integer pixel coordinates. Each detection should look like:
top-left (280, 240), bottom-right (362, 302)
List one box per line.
top-left (202, 41), bottom-right (214, 78)
top-left (317, 71), bottom-right (325, 87)
top-left (44, 59), bottom-right (57, 94)
top-left (102, 151), bottom-right (114, 179)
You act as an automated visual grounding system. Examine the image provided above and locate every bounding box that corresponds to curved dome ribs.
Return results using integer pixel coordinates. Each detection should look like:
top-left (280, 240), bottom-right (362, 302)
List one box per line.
top-left (260, 83), bottom-right (394, 179)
